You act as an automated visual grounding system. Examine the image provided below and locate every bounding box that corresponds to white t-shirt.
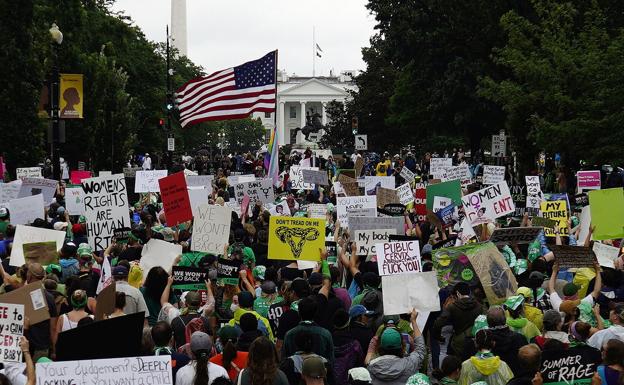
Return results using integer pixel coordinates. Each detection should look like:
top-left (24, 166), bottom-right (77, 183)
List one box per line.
top-left (175, 361), bottom-right (229, 385)
top-left (550, 291), bottom-right (594, 312)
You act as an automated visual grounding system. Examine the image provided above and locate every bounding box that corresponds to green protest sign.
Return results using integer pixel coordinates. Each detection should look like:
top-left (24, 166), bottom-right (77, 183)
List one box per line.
top-left (426, 180), bottom-right (462, 211)
top-left (588, 188), bottom-right (624, 240)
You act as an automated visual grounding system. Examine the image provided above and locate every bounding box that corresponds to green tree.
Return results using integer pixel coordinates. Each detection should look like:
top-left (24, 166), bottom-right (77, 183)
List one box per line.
top-left (318, 100), bottom-right (357, 151)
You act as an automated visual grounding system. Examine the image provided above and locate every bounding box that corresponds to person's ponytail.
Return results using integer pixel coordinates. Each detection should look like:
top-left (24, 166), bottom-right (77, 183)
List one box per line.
top-left (222, 340), bottom-right (237, 371)
top-left (193, 350), bottom-right (210, 385)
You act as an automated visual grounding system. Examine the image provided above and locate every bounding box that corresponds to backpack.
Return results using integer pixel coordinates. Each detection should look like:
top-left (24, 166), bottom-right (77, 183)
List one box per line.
top-left (334, 340), bottom-right (363, 384)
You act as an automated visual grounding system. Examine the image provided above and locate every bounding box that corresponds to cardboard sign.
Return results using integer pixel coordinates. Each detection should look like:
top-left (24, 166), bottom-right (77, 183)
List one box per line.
top-left (462, 182), bottom-right (515, 225)
top-left (234, 178), bottom-right (275, 205)
top-left (376, 240), bottom-right (421, 275)
top-left (134, 170), bottom-right (168, 193)
top-left (191, 204), bottom-right (232, 255)
top-left (65, 187), bottom-right (85, 215)
top-left (526, 176), bottom-right (543, 209)
top-left (336, 174), bottom-right (360, 196)
top-left (8, 194), bottom-right (44, 225)
top-left (489, 227), bottom-right (542, 245)
top-left (23, 242), bottom-right (58, 265)
top-left (457, 219), bottom-right (477, 245)
top-left (217, 258), bottom-right (240, 285)
top-left (159, 172), bottom-right (192, 226)
top-left (16, 167), bottom-right (41, 179)
top-left (70, 170), bottom-right (92, 185)
top-left (171, 266), bottom-right (208, 289)
top-left (227, 174), bottom-right (255, 186)
top-left (81, 174), bottom-right (131, 251)
top-left (441, 164), bottom-right (471, 185)
top-left (188, 187), bottom-right (209, 218)
top-left (0, 303), bottom-right (24, 362)
top-left (355, 229), bottom-right (397, 256)
top-left (348, 216), bottom-right (403, 240)
top-left (268, 216), bottom-right (325, 261)
top-left (381, 272), bottom-right (441, 315)
top-left (540, 347), bottom-right (600, 385)
top-left (122, 167), bottom-right (142, 178)
top-left (140, 239), bottom-right (182, 274)
top-left (94, 281), bottom-right (116, 321)
top-left (577, 170), bottom-right (601, 191)
top-left (426, 180), bottom-right (462, 211)
top-left (467, 242), bottom-right (518, 305)
top-left (396, 183), bottom-right (413, 205)
top-left (301, 169), bottom-right (329, 186)
top-left (0, 180), bottom-right (22, 205)
top-left (336, 196), bottom-right (376, 227)
top-left (593, 242), bottom-right (620, 269)
top-left (0, 282), bottom-right (49, 325)
top-left (355, 157), bottom-right (364, 177)
top-left (483, 165), bottom-right (505, 185)
top-left (589, 188), bottom-right (624, 241)
top-left (430, 158), bottom-right (452, 177)
top-left (376, 187), bottom-right (400, 208)
top-left (17, 177), bottom-right (57, 204)
top-left (577, 205), bottom-right (592, 244)
top-left (540, 200), bottom-right (569, 237)
top-left (10, 225), bottom-right (65, 267)
top-left (550, 245), bottom-right (596, 268)
top-left (289, 166), bottom-right (318, 190)
top-left (400, 166), bottom-right (416, 183)
top-left (364, 176), bottom-right (395, 196)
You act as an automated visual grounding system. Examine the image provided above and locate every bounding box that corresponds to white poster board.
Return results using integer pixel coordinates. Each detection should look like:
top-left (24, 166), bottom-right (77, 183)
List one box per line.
top-left (81, 174), bottom-right (131, 251)
top-left (381, 271), bottom-right (441, 314)
top-left (433, 196), bottom-right (452, 213)
top-left (336, 196), bottom-right (377, 227)
top-left (140, 239), bottom-right (183, 274)
top-left (577, 206), bottom-right (592, 244)
top-left (396, 183), bottom-right (414, 205)
top-left (525, 176), bottom-right (543, 208)
top-left (16, 167), bottom-right (42, 180)
top-left (301, 169), bottom-right (329, 186)
top-left (0, 303), bottom-right (24, 362)
top-left (593, 242), bottom-right (620, 269)
top-left (355, 229), bottom-right (396, 256)
top-left (483, 165), bottom-right (506, 185)
top-left (191, 204), bottom-right (232, 255)
top-left (98, 171), bottom-right (112, 177)
top-left (8, 194), bottom-right (44, 225)
top-left (364, 176), bottom-right (395, 196)
top-left (376, 240), bottom-right (421, 276)
top-left (307, 204), bottom-right (327, 219)
top-left (17, 178), bottom-right (57, 204)
top-left (289, 166), bottom-right (318, 190)
top-left (234, 179), bottom-right (275, 205)
top-left (441, 164), bottom-right (471, 184)
top-left (188, 187), bottom-right (209, 218)
top-left (462, 181), bottom-right (515, 225)
top-left (134, 170), bottom-right (168, 193)
top-left (0, 181), bottom-right (22, 206)
top-left (10, 225), bottom-right (65, 267)
top-left (186, 175), bottom-right (214, 195)
top-left (400, 167), bottom-right (416, 183)
top-left (65, 187), bottom-right (85, 215)
top-left (430, 158), bottom-right (452, 177)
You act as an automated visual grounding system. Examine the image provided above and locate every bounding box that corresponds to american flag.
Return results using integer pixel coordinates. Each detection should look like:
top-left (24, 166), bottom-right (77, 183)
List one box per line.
top-left (176, 51), bottom-right (277, 127)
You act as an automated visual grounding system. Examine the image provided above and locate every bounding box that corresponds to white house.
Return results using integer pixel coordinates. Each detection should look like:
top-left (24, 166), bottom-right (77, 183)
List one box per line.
top-left (252, 70), bottom-right (358, 145)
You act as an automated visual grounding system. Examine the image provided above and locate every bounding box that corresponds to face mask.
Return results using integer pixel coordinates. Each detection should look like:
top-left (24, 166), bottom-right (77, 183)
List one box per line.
top-left (230, 303), bottom-right (239, 313)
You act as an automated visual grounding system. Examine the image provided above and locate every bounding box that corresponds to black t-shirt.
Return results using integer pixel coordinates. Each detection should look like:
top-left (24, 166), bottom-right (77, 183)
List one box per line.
top-left (267, 301), bottom-right (290, 335)
top-left (79, 270), bottom-right (99, 297)
top-left (276, 308), bottom-right (300, 340)
top-left (26, 289), bottom-right (59, 351)
top-left (279, 266), bottom-right (305, 281)
top-left (119, 247), bottom-right (142, 262)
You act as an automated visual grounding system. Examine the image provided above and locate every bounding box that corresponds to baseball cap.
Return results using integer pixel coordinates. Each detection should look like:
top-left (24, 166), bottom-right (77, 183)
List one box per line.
top-left (348, 368), bottom-right (372, 383)
top-left (380, 328), bottom-right (402, 350)
top-left (560, 299), bottom-right (581, 315)
top-left (72, 223), bottom-right (84, 235)
top-left (0, 207), bottom-right (9, 219)
top-left (261, 281), bottom-right (276, 295)
top-left (253, 265), bottom-right (266, 280)
top-left (516, 287), bottom-right (533, 299)
top-left (112, 265), bottom-right (129, 277)
top-left (563, 283), bottom-right (579, 297)
top-left (238, 291), bottom-right (254, 308)
top-left (302, 356), bottom-right (327, 379)
top-left (218, 325), bottom-right (241, 343)
top-left (349, 304), bottom-right (374, 319)
top-left (61, 242), bottom-right (78, 256)
top-left (190, 332), bottom-right (212, 353)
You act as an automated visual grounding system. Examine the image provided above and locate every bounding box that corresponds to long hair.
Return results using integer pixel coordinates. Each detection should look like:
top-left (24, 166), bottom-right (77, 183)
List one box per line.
top-left (193, 349), bottom-right (210, 385)
top-left (247, 337), bottom-right (279, 385)
top-left (222, 340), bottom-right (237, 371)
top-left (143, 266), bottom-right (169, 301)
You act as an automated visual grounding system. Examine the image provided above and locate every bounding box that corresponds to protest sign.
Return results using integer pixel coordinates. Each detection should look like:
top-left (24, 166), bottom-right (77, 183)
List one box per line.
top-left (376, 240), bottom-right (421, 275)
top-left (268, 201), bottom-right (291, 217)
top-left (433, 196), bottom-right (452, 213)
top-left (574, 193), bottom-right (589, 207)
top-left (436, 204), bottom-right (458, 227)
top-left (441, 164), bottom-right (471, 185)
top-left (426, 180), bottom-right (462, 211)
top-left (217, 258), bottom-right (240, 285)
top-left (462, 182), bottom-right (515, 225)
top-left (268, 216), bottom-right (325, 261)
top-left (489, 227), bottom-right (542, 245)
top-left (400, 166), bottom-right (416, 183)
top-left (94, 281), bottom-right (116, 321)
top-left (349, 216), bottom-right (403, 240)
top-left (186, 174), bottom-right (214, 190)
top-left (414, 183), bottom-right (427, 221)
top-left (355, 229), bottom-right (397, 256)
top-left (158, 172), bottom-right (192, 226)
top-left (188, 187), bottom-right (209, 218)
top-left (301, 168), bottom-right (329, 186)
top-left (457, 219), bottom-right (477, 245)
top-left (134, 170), bottom-right (168, 193)
top-left (81, 174), bottom-right (131, 251)
top-left (355, 157), bottom-right (364, 177)
top-left (540, 200), bottom-right (569, 237)
top-left (577, 170), bottom-right (601, 191)
top-left (589, 188), bottom-right (624, 240)
top-left (365, 176), bottom-right (395, 196)
top-left (8, 194), bottom-right (44, 225)
top-left (234, 178), bottom-right (275, 205)
top-left (430, 158), bottom-right (452, 177)
top-left (396, 183), bottom-right (413, 205)
top-left (336, 173), bottom-right (359, 196)
top-left (240, 194), bottom-right (251, 217)
top-left (10, 225), bottom-right (65, 267)
top-left (510, 185), bottom-right (526, 205)
top-left (0, 303), bottom-right (24, 363)
top-left (336, 196), bottom-right (376, 227)
top-left (0, 282), bottom-right (49, 325)
top-left (227, 174), bottom-right (255, 186)
top-left (307, 204), bottom-right (327, 219)
top-left (290, 166), bottom-right (318, 190)
top-left (526, 176), bottom-right (543, 209)
top-left (70, 170), bottom-right (92, 185)
top-left (550, 245), bottom-right (596, 268)
top-left (191, 204), bottom-right (232, 255)
top-left (171, 266), bottom-right (208, 289)
top-left (99, 171), bottom-right (112, 177)
top-left (17, 177), bottom-right (57, 204)
top-left (378, 203), bottom-right (406, 217)
top-left (23, 242), bottom-right (58, 265)
top-left (381, 272), bottom-right (441, 315)
top-left (140, 239), bottom-right (182, 273)
top-left (64, 187), bottom-right (85, 215)
top-left (540, 347), bottom-right (600, 385)
top-left (122, 167), bottom-right (142, 178)
top-left (0, 180), bottom-right (21, 205)
top-left (376, 187), bottom-right (400, 208)
top-left (593, 242), bottom-right (620, 269)
top-left (577, 205), bottom-right (592, 243)
top-left (483, 165), bottom-right (506, 185)
top-left (531, 216), bottom-right (557, 230)
top-left (16, 167), bottom-right (41, 179)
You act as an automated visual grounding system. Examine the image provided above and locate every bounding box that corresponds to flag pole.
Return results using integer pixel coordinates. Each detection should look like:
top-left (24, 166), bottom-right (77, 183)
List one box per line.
top-left (313, 26), bottom-right (316, 77)
top-left (274, 49), bottom-right (278, 143)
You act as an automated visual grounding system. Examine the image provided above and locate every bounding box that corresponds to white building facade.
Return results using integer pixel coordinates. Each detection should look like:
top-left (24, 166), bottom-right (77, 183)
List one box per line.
top-left (253, 71), bottom-right (358, 146)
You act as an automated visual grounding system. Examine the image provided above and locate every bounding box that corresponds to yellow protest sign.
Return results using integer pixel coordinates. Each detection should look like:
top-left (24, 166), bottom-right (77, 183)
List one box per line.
top-left (268, 216), bottom-right (325, 261)
top-left (540, 200), bottom-right (569, 237)
top-left (60, 74), bottom-right (83, 119)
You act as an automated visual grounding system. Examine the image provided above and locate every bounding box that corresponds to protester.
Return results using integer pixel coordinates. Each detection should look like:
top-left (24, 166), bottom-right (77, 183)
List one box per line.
top-left (112, 264), bottom-right (149, 323)
top-left (458, 329), bottom-right (514, 385)
top-left (506, 344), bottom-right (542, 385)
top-left (588, 304), bottom-right (624, 349)
top-left (237, 336), bottom-right (289, 385)
top-left (593, 339), bottom-right (624, 385)
top-left (432, 355), bottom-right (462, 385)
top-left (175, 332), bottom-right (229, 385)
top-left (210, 326), bottom-right (248, 381)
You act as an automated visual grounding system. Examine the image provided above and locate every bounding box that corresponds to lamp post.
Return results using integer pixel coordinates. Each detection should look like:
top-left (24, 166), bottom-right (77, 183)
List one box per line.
top-left (219, 132), bottom-right (225, 157)
top-left (49, 23), bottom-right (63, 181)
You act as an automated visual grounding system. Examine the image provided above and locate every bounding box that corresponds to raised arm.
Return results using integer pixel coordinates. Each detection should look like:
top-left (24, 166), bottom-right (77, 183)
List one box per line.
top-left (591, 261), bottom-right (602, 299)
top-left (548, 263), bottom-right (559, 294)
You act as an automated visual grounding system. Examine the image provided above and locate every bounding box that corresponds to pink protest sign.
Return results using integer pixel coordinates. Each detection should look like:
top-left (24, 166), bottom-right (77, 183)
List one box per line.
top-left (70, 170), bottom-right (92, 185)
top-left (577, 170), bottom-right (601, 190)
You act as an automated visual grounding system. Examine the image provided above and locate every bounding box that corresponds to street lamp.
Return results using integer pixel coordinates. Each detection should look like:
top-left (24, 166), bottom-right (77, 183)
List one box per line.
top-left (218, 132), bottom-right (225, 156)
top-left (49, 23), bottom-right (63, 180)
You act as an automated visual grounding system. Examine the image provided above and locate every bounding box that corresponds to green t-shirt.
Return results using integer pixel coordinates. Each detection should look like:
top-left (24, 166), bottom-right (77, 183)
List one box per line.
top-left (140, 287), bottom-right (177, 326)
top-left (253, 295), bottom-right (283, 318)
top-left (0, 221), bottom-right (8, 237)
